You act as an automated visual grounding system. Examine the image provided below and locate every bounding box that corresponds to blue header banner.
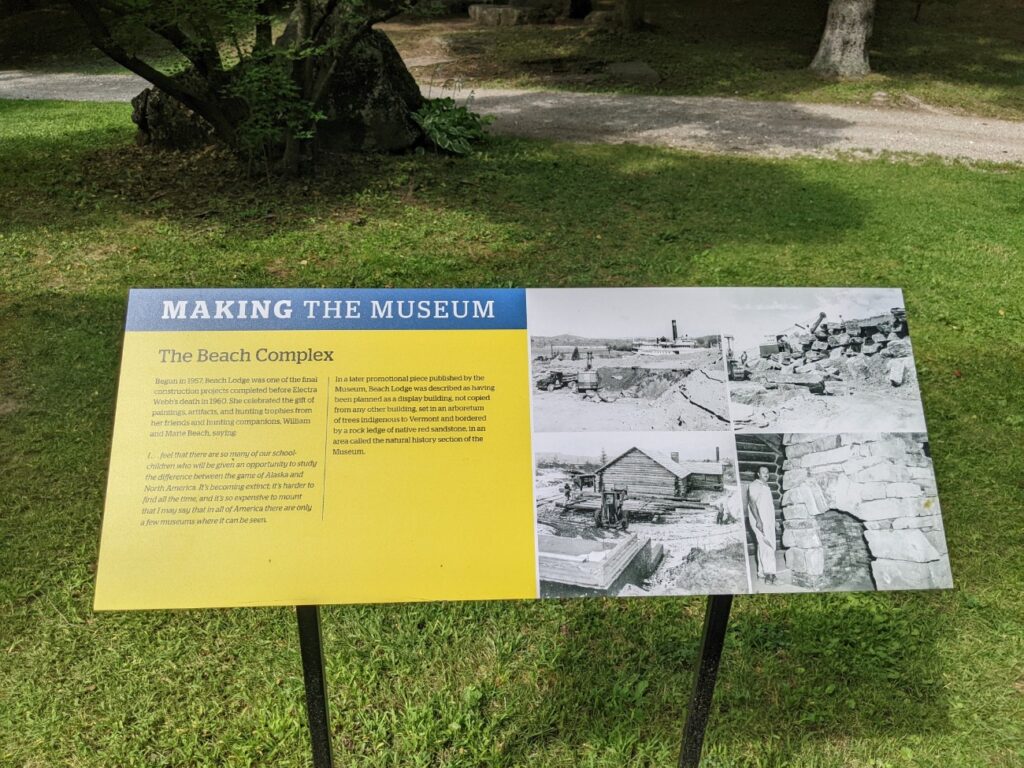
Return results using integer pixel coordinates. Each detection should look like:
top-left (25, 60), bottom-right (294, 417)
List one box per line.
top-left (126, 288), bottom-right (527, 331)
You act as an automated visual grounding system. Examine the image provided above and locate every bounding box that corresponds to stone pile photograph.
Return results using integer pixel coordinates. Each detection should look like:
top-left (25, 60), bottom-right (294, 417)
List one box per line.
top-left (739, 432), bottom-right (951, 594)
top-left (527, 289), bottom-right (730, 432)
top-left (533, 432), bottom-right (748, 597)
top-left (721, 288), bottom-right (927, 433)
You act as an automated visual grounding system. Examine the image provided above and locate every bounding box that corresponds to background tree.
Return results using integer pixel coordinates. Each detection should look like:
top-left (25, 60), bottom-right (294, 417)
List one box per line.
top-left (68, 0), bottom-right (426, 172)
top-left (615, 0), bottom-right (645, 31)
top-left (810, 0), bottom-right (876, 78)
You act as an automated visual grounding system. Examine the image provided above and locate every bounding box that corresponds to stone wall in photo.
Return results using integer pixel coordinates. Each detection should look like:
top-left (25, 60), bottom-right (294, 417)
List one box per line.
top-left (779, 433), bottom-right (951, 591)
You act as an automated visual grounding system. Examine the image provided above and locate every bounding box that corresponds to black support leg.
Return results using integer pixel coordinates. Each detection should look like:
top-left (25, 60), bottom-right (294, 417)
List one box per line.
top-left (296, 605), bottom-right (334, 768)
top-left (678, 594), bottom-right (733, 768)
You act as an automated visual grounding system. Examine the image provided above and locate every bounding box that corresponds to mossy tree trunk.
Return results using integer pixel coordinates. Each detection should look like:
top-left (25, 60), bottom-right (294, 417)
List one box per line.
top-left (810, 0), bottom-right (876, 79)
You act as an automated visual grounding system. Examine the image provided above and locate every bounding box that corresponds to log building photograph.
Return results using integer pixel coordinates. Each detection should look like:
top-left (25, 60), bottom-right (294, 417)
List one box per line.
top-left (533, 432), bottom-right (748, 597)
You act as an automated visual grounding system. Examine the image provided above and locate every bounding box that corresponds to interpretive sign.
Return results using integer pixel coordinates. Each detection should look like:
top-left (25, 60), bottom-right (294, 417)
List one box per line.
top-left (95, 287), bottom-right (952, 610)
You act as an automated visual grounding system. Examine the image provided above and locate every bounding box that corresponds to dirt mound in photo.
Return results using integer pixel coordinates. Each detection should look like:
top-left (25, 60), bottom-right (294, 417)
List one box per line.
top-left (597, 367), bottom-right (680, 397)
top-left (652, 541), bottom-right (749, 595)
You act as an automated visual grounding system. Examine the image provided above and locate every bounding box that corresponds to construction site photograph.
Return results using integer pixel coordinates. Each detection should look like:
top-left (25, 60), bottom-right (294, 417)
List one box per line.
top-left (720, 288), bottom-right (927, 433)
top-left (534, 432), bottom-right (750, 598)
top-left (526, 289), bottom-right (730, 432)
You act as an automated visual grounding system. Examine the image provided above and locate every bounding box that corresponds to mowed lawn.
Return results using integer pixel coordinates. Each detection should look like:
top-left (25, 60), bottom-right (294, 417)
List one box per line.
top-left (386, 0), bottom-right (1024, 119)
top-left (1, 99), bottom-right (1022, 768)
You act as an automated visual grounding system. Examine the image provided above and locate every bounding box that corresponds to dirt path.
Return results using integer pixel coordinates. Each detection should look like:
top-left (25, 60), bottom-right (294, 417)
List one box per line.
top-left (2, 68), bottom-right (1023, 164)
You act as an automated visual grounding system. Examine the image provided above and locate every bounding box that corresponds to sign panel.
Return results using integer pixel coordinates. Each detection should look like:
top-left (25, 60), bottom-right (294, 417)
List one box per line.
top-left (95, 288), bottom-right (952, 609)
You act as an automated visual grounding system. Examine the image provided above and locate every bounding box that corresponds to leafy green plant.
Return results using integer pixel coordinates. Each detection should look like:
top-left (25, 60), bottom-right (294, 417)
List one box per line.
top-left (412, 97), bottom-right (494, 156)
top-left (66, 0), bottom-right (426, 174)
top-left (227, 52), bottom-right (325, 161)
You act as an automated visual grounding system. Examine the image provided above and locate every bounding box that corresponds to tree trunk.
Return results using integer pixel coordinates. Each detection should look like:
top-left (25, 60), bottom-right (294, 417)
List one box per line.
top-left (130, 31), bottom-right (422, 158)
top-left (615, 0), bottom-right (645, 31)
top-left (810, 0), bottom-right (875, 79)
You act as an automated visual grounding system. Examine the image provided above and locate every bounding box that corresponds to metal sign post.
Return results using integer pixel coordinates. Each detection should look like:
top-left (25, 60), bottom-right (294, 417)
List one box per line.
top-left (678, 595), bottom-right (734, 768)
top-left (296, 605), bottom-right (334, 768)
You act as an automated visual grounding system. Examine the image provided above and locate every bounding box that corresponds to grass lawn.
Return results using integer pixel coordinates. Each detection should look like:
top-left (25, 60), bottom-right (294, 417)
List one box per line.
top-left (1, 99), bottom-right (1023, 767)
top-left (3, 1), bottom-right (1024, 120)
top-left (385, 0), bottom-right (1024, 119)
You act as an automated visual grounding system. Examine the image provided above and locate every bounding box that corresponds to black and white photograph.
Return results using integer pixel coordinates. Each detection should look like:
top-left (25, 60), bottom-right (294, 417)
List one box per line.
top-left (534, 432), bottom-right (749, 597)
top-left (739, 432), bottom-right (952, 594)
top-left (527, 289), bottom-right (730, 432)
top-left (720, 288), bottom-right (927, 433)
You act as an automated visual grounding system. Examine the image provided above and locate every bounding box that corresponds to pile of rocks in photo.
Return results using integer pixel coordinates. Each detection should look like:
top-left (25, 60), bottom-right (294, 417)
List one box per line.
top-left (747, 309), bottom-right (915, 394)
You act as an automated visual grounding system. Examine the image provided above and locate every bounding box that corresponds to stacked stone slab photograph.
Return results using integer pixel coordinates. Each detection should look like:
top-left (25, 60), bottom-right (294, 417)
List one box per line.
top-left (742, 433), bottom-right (951, 593)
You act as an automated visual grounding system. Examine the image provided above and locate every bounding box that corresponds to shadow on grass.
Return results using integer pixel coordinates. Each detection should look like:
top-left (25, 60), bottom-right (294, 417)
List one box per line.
top-left (0, 290), bottom-right (127, 640)
top-left (495, 593), bottom-right (951, 764)
top-left (1, 99), bottom-right (868, 292)
top-left (0, 4), bottom-right (176, 74)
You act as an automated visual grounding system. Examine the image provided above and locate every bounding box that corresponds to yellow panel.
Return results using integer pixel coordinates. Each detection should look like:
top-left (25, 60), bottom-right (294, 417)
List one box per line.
top-left (94, 329), bottom-right (537, 609)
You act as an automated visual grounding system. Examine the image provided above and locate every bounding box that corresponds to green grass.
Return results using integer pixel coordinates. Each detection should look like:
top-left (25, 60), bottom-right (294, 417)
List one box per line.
top-left (1, 99), bottom-right (1023, 767)
top-left (391, 0), bottom-right (1024, 119)
top-left (4, 1), bottom-right (1023, 119)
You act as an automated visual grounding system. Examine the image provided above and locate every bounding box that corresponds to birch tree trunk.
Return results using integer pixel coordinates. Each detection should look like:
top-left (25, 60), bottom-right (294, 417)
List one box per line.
top-left (810, 0), bottom-right (876, 79)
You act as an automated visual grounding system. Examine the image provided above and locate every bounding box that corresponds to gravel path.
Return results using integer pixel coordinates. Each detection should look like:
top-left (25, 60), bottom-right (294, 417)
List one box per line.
top-left (0, 69), bottom-right (148, 103)
top-left (3, 68), bottom-right (1023, 164)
